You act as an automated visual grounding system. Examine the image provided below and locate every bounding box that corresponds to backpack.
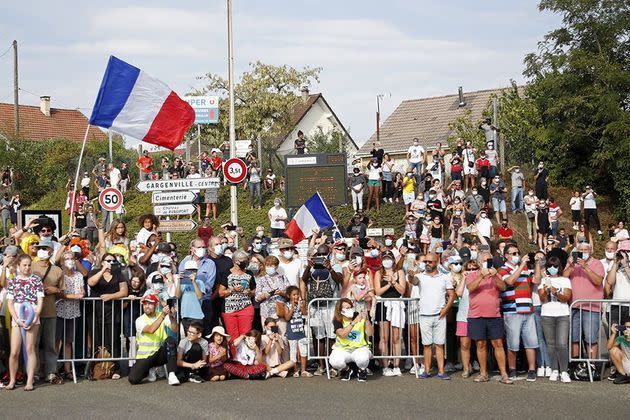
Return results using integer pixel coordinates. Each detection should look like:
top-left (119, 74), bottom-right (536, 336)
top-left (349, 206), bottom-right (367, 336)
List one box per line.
top-left (90, 346), bottom-right (115, 380)
top-left (569, 361), bottom-right (601, 382)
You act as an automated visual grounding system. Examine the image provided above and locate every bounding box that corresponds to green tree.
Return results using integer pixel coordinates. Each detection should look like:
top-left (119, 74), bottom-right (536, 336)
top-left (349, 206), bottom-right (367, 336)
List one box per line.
top-left (523, 0), bottom-right (630, 218)
top-left (446, 109), bottom-right (488, 151)
top-left (306, 127), bottom-right (348, 154)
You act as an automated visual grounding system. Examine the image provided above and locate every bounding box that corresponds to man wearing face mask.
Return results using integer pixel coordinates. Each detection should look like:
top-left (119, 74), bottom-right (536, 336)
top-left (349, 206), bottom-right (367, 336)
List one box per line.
top-left (31, 238), bottom-right (64, 384)
top-left (508, 165), bottom-right (525, 213)
top-left (249, 237), bottom-right (268, 258)
top-left (600, 241), bottom-right (618, 274)
top-left (465, 187), bottom-right (484, 226)
top-left (534, 161), bottom-right (549, 200)
top-left (350, 167), bottom-right (367, 212)
top-left (179, 239), bottom-right (215, 327)
top-left (277, 238), bottom-right (304, 288)
top-left (347, 214), bottom-right (368, 248)
top-left (416, 253), bottom-right (455, 379)
top-left (268, 199), bottom-right (288, 239)
top-left (475, 211), bottom-right (493, 243)
top-left (490, 175), bottom-right (508, 225)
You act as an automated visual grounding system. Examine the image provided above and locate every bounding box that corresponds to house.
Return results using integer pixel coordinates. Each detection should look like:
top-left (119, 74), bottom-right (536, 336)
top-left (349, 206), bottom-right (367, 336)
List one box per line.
top-left (273, 88), bottom-right (359, 159)
top-left (0, 96), bottom-right (107, 142)
top-left (356, 86), bottom-right (521, 170)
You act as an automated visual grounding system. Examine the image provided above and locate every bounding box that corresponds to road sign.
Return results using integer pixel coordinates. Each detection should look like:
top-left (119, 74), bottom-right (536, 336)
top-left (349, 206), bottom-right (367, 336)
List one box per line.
top-left (223, 158), bottom-right (247, 183)
top-left (98, 187), bottom-right (123, 212)
top-left (153, 204), bottom-right (196, 216)
top-left (383, 228), bottom-right (395, 236)
top-left (151, 191), bottom-right (196, 205)
top-left (156, 219), bottom-right (198, 232)
top-left (136, 177), bottom-right (220, 192)
top-left (366, 228), bottom-right (383, 237)
top-left (184, 95), bottom-right (219, 124)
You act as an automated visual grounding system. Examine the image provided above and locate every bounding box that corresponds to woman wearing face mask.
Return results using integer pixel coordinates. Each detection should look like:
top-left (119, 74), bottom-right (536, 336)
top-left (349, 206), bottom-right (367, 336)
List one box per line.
top-left (56, 251), bottom-right (85, 380)
top-left (381, 153), bottom-right (395, 203)
top-left (534, 256), bottom-right (572, 382)
top-left (223, 330), bottom-right (267, 379)
top-left (536, 201), bottom-right (550, 252)
top-left (374, 251), bottom-right (406, 376)
top-left (451, 255), bottom-right (473, 378)
top-left (405, 253), bottom-right (423, 374)
top-left (393, 172), bottom-right (404, 204)
top-left (350, 167), bottom-right (367, 212)
top-left (255, 256), bottom-right (289, 333)
top-left (366, 158), bottom-right (382, 212)
top-left (218, 250), bottom-right (256, 355)
top-left (329, 298), bottom-right (373, 382)
top-left (402, 170), bottom-right (417, 212)
top-left (268, 199), bottom-right (288, 239)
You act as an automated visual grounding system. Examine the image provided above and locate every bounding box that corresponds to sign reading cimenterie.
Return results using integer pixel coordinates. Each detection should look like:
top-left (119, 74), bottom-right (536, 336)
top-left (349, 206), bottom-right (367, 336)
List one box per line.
top-left (152, 191), bottom-right (196, 205)
top-left (136, 177), bottom-right (220, 192)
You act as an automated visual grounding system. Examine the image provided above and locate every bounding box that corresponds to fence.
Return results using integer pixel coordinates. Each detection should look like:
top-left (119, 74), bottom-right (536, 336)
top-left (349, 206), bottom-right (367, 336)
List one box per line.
top-left (307, 297), bottom-right (443, 379)
top-left (569, 298), bottom-right (630, 382)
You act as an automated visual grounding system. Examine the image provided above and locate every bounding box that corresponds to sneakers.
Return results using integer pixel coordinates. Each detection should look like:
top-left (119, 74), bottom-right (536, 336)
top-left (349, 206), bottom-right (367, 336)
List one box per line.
top-left (472, 361), bottom-right (480, 372)
top-left (408, 364), bottom-right (425, 376)
top-left (357, 369), bottom-right (368, 382)
top-left (168, 372), bottom-right (180, 386)
top-left (313, 366), bottom-right (325, 376)
top-left (536, 367), bottom-right (545, 377)
top-left (330, 369), bottom-right (338, 378)
top-left (382, 367), bottom-right (395, 377)
top-left (608, 369), bottom-right (619, 381)
top-left (526, 370), bottom-right (537, 382)
top-left (409, 365), bottom-right (417, 375)
top-left (418, 372), bottom-right (432, 379)
top-left (560, 371), bottom-right (572, 383)
top-left (549, 370), bottom-right (559, 381)
top-left (613, 374), bottom-right (630, 384)
top-left (444, 362), bottom-right (455, 373)
top-left (508, 369), bottom-right (517, 380)
top-left (391, 367), bottom-right (402, 377)
top-left (545, 367), bottom-right (553, 377)
top-left (189, 373), bottom-right (204, 383)
top-left (147, 367), bottom-right (157, 382)
top-left (340, 368), bottom-right (353, 381)
top-left (436, 373), bottom-right (450, 380)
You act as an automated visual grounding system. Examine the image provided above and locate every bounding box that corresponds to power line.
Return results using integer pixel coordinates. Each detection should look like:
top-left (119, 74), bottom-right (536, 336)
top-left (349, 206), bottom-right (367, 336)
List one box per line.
top-left (0, 44), bottom-right (12, 59)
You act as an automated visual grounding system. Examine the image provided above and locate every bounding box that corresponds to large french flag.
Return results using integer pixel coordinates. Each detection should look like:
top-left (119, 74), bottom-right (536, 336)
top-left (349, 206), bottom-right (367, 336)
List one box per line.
top-left (89, 56), bottom-right (195, 150)
top-left (284, 193), bottom-right (335, 244)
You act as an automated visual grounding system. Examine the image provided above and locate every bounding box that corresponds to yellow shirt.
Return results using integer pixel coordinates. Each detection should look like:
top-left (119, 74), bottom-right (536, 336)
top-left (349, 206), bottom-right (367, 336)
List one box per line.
top-left (402, 176), bottom-right (416, 194)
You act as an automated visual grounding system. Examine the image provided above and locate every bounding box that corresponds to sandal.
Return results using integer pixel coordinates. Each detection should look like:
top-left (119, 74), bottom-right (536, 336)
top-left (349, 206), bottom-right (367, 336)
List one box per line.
top-left (462, 371), bottom-right (471, 379)
top-left (499, 376), bottom-right (514, 385)
top-left (112, 373), bottom-right (121, 380)
top-left (473, 374), bottom-right (489, 383)
top-left (293, 371), bottom-right (300, 378)
top-left (47, 374), bottom-right (63, 385)
top-left (301, 371), bottom-right (314, 378)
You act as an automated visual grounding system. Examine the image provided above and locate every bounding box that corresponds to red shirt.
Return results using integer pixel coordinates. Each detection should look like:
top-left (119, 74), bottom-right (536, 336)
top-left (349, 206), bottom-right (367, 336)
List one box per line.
top-left (465, 271), bottom-right (501, 318)
top-left (570, 258), bottom-right (604, 311)
top-left (475, 158), bottom-right (490, 169)
top-left (137, 156), bottom-right (153, 173)
top-left (498, 226), bottom-right (513, 238)
top-left (211, 156), bottom-right (222, 171)
top-left (198, 226), bottom-right (214, 246)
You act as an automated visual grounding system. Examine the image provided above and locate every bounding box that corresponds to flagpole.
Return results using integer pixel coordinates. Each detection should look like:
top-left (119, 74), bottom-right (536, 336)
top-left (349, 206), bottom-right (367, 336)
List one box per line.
top-left (227, 0), bottom-right (238, 237)
top-left (69, 123), bottom-right (91, 231)
top-left (315, 191), bottom-right (342, 239)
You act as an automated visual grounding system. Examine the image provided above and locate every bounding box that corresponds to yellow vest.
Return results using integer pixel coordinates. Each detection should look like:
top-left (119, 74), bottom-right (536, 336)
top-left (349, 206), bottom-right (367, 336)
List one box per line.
top-left (333, 319), bottom-right (368, 351)
top-left (136, 313), bottom-right (167, 359)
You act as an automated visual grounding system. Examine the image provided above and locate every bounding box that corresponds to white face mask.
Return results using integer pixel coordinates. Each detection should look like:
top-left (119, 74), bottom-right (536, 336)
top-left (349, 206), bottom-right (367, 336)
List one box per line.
top-left (335, 253), bottom-right (346, 261)
top-left (265, 267), bottom-right (276, 276)
top-left (283, 251), bottom-right (293, 260)
top-left (451, 264), bottom-right (462, 273)
top-left (605, 251), bottom-right (615, 260)
top-left (213, 245), bottom-right (224, 256)
top-left (341, 308), bottom-right (354, 318)
top-left (354, 256), bottom-right (363, 266)
top-left (160, 266), bottom-right (171, 275)
top-left (384, 239), bottom-right (393, 247)
top-left (274, 202), bottom-right (281, 208)
top-left (382, 259), bottom-right (394, 269)
top-left (37, 249), bottom-right (50, 260)
top-left (581, 252), bottom-right (590, 261)
top-left (64, 260), bottom-right (75, 270)
top-left (511, 255), bottom-right (521, 265)
top-left (418, 262), bottom-right (426, 272)
top-left (195, 247), bottom-right (206, 258)
top-left (369, 249), bottom-right (379, 258)
top-left (470, 251), bottom-right (478, 260)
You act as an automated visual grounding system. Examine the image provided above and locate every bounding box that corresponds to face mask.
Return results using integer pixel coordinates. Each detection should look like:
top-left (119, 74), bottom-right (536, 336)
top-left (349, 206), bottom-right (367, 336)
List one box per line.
top-left (265, 267), bottom-right (277, 276)
top-left (547, 266), bottom-right (559, 276)
top-left (606, 251), bottom-right (615, 260)
top-left (429, 195), bottom-right (436, 200)
top-left (160, 266), bottom-right (171, 275)
top-left (335, 253), bottom-right (346, 261)
top-left (481, 181), bottom-right (487, 186)
top-left (37, 249), bottom-right (50, 260)
top-left (480, 214), bottom-right (487, 219)
top-left (581, 253), bottom-right (589, 261)
top-left (511, 256), bottom-right (521, 265)
top-left (472, 190), bottom-right (478, 195)
top-left (354, 171), bottom-right (360, 175)
top-left (354, 256), bottom-right (363, 266)
top-left (515, 169), bottom-right (520, 173)
top-left (274, 202), bottom-right (281, 208)
top-left (70, 245), bottom-right (82, 254)
top-left (64, 260), bottom-right (75, 270)
top-left (529, 192), bottom-right (534, 196)
top-left (213, 245), bottom-right (224, 256)
top-left (451, 264), bottom-right (462, 273)
top-left (418, 262), bottom-right (426, 272)
top-left (283, 251), bottom-right (293, 260)
top-left (341, 308), bottom-right (354, 318)
top-left (385, 239), bottom-right (393, 247)
top-left (382, 259), bottom-right (394, 269)
top-left (402, 262), bottom-right (409, 273)
top-left (247, 263), bottom-right (260, 274)
top-left (488, 144), bottom-right (494, 149)
top-left (253, 243), bottom-right (262, 252)
top-left (236, 260), bottom-right (249, 270)
top-left (195, 247), bottom-right (207, 258)
top-left (470, 251), bottom-right (478, 260)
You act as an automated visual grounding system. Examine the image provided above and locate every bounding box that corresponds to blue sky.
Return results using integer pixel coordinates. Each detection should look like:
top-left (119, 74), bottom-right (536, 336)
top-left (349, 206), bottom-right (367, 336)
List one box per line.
top-left (0, 0), bottom-right (561, 149)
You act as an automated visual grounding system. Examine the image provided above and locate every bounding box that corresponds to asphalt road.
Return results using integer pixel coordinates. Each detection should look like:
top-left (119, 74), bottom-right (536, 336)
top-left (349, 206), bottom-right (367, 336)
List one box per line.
top-left (1, 372), bottom-right (627, 419)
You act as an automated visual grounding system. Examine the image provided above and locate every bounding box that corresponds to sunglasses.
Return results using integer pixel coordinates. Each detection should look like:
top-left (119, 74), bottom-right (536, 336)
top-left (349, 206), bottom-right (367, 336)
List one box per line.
top-left (507, 251), bottom-right (519, 256)
top-left (103, 259), bottom-right (115, 263)
top-left (548, 264), bottom-right (560, 269)
top-left (40, 228), bottom-right (52, 233)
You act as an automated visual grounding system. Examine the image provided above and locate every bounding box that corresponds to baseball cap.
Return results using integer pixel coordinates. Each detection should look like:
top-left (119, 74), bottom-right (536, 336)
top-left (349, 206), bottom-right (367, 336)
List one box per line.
top-left (3, 245), bottom-right (19, 257)
top-left (184, 260), bottom-right (198, 271)
top-left (35, 237), bottom-right (54, 249)
top-left (140, 294), bottom-right (159, 305)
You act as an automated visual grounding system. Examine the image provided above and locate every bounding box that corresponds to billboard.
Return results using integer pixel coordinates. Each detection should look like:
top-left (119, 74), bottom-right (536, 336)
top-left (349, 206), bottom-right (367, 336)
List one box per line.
top-left (183, 96), bottom-right (219, 124)
top-left (284, 153), bottom-right (347, 208)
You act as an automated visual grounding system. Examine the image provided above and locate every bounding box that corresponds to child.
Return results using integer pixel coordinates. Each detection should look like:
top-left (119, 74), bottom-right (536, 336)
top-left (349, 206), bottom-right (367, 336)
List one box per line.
top-left (347, 269), bottom-right (374, 319)
top-left (569, 190), bottom-right (582, 230)
top-left (278, 286), bottom-right (312, 377)
top-left (608, 321), bottom-right (630, 384)
top-left (261, 317), bottom-right (294, 378)
top-left (223, 330), bottom-right (267, 379)
top-left (175, 321), bottom-right (208, 384)
top-left (207, 326), bottom-right (229, 381)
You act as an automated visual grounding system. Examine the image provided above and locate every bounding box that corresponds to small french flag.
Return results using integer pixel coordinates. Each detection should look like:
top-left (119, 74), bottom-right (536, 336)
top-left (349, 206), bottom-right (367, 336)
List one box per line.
top-left (284, 193), bottom-right (335, 244)
top-left (89, 56), bottom-right (195, 150)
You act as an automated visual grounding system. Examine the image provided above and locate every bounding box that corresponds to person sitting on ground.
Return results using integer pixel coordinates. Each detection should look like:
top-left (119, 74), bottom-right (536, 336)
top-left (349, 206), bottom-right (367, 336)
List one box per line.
top-left (261, 317), bottom-right (294, 378)
top-left (608, 321), bottom-right (630, 384)
top-left (223, 330), bottom-right (268, 380)
top-left (175, 321), bottom-right (208, 384)
top-left (128, 294), bottom-right (180, 385)
top-left (207, 326), bottom-right (229, 381)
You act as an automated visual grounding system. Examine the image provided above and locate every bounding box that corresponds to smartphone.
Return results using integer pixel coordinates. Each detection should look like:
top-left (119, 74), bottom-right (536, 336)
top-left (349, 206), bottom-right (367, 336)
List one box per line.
top-left (166, 298), bottom-right (176, 308)
top-left (486, 258), bottom-right (493, 269)
top-left (617, 325), bottom-right (627, 333)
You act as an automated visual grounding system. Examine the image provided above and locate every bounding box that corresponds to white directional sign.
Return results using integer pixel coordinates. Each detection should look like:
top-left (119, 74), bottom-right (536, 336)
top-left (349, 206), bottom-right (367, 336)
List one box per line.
top-left (157, 219), bottom-right (198, 232)
top-left (136, 177), bottom-right (220, 192)
top-left (152, 191), bottom-right (197, 205)
top-left (153, 204), bottom-right (196, 216)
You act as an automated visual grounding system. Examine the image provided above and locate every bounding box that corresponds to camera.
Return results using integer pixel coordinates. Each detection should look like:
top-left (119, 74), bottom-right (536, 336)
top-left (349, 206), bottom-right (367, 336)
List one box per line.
top-left (312, 256), bottom-right (326, 269)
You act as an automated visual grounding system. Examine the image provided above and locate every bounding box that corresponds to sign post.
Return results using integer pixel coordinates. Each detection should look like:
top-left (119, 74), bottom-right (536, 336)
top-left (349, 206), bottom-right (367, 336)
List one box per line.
top-left (157, 219), bottom-right (198, 232)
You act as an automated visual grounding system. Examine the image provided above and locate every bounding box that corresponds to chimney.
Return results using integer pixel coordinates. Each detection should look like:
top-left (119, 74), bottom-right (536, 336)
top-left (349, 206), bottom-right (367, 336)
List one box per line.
top-left (458, 87), bottom-right (466, 107)
top-left (40, 96), bottom-right (51, 117)
top-left (300, 85), bottom-right (309, 104)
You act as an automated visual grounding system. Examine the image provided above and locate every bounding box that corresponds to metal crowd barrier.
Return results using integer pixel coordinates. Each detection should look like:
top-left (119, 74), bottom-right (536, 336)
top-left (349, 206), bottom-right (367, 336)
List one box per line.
top-left (307, 297), bottom-right (435, 379)
top-left (568, 299), bottom-right (630, 382)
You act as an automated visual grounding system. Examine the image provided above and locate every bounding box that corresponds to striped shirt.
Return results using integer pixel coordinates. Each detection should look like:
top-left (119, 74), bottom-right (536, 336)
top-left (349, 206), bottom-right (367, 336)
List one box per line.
top-left (498, 263), bottom-right (534, 314)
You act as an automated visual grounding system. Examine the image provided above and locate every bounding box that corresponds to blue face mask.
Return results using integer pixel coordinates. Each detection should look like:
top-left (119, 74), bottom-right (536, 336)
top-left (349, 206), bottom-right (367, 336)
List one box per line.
top-left (546, 266), bottom-right (559, 276)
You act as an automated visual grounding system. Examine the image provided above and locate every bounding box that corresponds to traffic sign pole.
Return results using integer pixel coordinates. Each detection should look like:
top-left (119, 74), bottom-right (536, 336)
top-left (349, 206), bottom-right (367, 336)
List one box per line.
top-left (228, 0), bottom-right (238, 247)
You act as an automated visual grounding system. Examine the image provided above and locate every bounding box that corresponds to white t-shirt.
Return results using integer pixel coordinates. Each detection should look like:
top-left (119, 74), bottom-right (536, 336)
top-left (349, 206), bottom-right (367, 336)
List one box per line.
top-left (540, 276), bottom-right (572, 317)
top-left (187, 173), bottom-right (202, 193)
top-left (583, 192), bottom-right (596, 209)
top-left (278, 258), bottom-right (304, 288)
top-left (234, 340), bottom-right (257, 365)
top-left (268, 206), bottom-right (287, 229)
top-left (612, 269), bottom-right (630, 301)
top-left (367, 164), bottom-right (382, 181)
top-left (81, 176), bottom-right (91, 188)
top-left (109, 168), bottom-right (121, 187)
top-left (476, 218), bottom-right (492, 238)
top-left (524, 195), bottom-right (538, 213)
top-left (407, 145), bottom-right (425, 164)
top-left (416, 272), bottom-right (453, 315)
top-left (485, 149), bottom-right (498, 166)
top-left (569, 196), bottom-right (582, 211)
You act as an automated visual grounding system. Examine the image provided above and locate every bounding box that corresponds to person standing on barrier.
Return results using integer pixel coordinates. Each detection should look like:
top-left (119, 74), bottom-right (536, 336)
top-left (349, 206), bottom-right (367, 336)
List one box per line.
top-left (563, 242), bottom-right (604, 359)
top-left (128, 294), bottom-right (179, 385)
top-left (330, 298), bottom-right (373, 382)
top-left (415, 253), bottom-right (454, 379)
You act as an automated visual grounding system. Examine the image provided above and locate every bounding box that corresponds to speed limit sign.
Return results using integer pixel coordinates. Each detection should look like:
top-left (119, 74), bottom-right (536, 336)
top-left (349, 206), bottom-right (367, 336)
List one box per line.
top-left (99, 187), bottom-right (123, 212)
top-left (223, 158), bottom-right (248, 184)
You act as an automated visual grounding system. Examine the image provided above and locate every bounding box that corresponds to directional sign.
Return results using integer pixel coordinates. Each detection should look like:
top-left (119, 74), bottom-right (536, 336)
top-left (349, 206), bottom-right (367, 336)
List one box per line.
top-left (366, 228), bottom-right (383, 237)
top-left (223, 158), bottom-right (247, 183)
top-left (152, 191), bottom-right (197, 205)
top-left (153, 204), bottom-right (196, 216)
top-left (98, 187), bottom-right (123, 212)
top-left (157, 219), bottom-right (198, 232)
top-left (136, 177), bottom-right (220, 192)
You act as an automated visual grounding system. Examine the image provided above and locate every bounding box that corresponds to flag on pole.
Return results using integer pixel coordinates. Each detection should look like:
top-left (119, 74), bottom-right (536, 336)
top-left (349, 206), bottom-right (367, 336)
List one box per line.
top-left (284, 193), bottom-right (335, 244)
top-left (89, 56), bottom-right (195, 150)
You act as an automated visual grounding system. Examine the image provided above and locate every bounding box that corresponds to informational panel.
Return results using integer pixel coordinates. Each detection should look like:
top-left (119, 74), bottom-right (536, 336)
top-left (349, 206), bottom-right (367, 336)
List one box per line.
top-left (284, 153), bottom-right (347, 208)
top-left (183, 96), bottom-right (219, 124)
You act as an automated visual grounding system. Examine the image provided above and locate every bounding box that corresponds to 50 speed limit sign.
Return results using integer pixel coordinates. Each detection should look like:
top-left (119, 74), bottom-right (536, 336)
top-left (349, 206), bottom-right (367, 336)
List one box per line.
top-left (223, 158), bottom-right (248, 184)
top-left (98, 187), bottom-right (123, 212)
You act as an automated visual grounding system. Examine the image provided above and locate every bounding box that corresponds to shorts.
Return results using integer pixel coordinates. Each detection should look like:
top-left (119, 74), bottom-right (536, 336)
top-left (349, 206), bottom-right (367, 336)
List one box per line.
top-left (467, 317), bottom-right (504, 341)
top-left (463, 164), bottom-right (476, 176)
top-left (419, 314), bottom-right (446, 345)
top-left (503, 312), bottom-right (538, 351)
top-left (289, 337), bottom-right (309, 362)
top-left (375, 300), bottom-right (406, 328)
top-left (309, 304), bottom-right (335, 340)
top-left (455, 321), bottom-right (468, 337)
top-left (208, 364), bottom-right (227, 378)
top-left (56, 317), bottom-right (77, 343)
top-left (492, 197), bottom-right (506, 213)
top-left (571, 309), bottom-right (601, 344)
top-left (403, 192), bottom-right (415, 205)
top-left (368, 180), bottom-right (380, 187)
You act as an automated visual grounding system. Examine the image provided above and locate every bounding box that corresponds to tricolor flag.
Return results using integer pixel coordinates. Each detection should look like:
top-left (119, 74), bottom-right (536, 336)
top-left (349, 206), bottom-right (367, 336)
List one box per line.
top-left (284, 193), bottom-right (336, 244)
top-left (89, 56), bottom-right (195, 150)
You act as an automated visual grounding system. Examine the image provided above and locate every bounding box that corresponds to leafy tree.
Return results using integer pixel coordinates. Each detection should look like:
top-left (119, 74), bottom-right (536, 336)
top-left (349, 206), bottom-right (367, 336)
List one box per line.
top-left (446, 109), bottom-right (488, 152)
top-left (523, 0), bottom-right (630, 218)
top-left (306, 127), bottom-right (349, 154)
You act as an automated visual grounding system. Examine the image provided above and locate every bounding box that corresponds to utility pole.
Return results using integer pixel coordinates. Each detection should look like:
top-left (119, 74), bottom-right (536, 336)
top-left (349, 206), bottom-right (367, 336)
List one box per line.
top-left (13, 40), bottom-right (19, 137)
top-left (376, 94), bottom-right (383, 144)
top-left (493, 97), bottom-right (505, 175)
top-left (227, 0), bottom-right (238, 232)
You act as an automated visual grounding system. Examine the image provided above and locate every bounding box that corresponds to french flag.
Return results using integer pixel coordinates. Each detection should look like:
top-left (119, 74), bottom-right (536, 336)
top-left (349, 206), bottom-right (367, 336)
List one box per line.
top-left (89, 56), bottom-right (195, 150)
top-left (284, 193), bottom-right (335, 244)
